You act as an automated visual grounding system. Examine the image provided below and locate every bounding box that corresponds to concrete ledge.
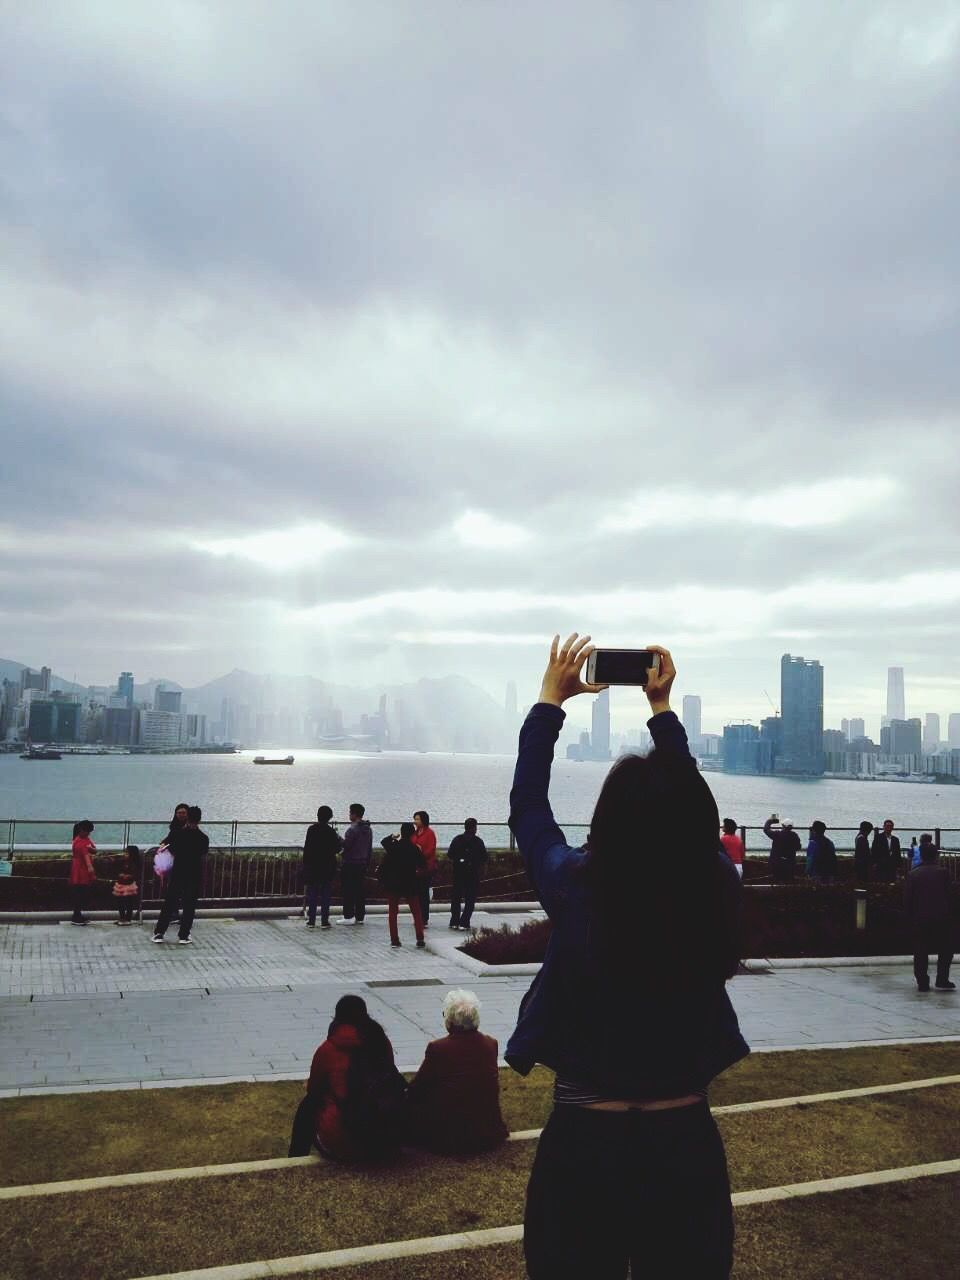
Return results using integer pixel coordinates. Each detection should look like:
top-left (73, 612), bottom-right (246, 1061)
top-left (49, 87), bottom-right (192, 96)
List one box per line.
top-left (0, 903), bottom-right (548, 924)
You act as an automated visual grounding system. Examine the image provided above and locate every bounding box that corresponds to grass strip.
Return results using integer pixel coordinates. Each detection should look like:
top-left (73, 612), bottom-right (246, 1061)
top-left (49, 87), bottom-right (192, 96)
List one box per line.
top-left (1, 1085), bottom-right (959, 1280)
top-left (3, 1041), bottom-right (960, 1188)
top-left (268, 1172), bottom-right (960, 1280)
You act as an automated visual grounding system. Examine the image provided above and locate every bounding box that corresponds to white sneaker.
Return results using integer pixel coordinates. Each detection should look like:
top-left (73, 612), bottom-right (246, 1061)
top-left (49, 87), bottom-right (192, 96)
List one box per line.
top-left (177, 936), bottom-right (193, 945)
top-left (152, 935), bottom-right (164, 944)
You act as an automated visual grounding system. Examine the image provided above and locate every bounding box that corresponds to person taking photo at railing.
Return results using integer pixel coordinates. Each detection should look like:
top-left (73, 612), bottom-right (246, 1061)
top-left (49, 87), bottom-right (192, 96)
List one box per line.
top-left (506, 635), bottom-right (747, 1280)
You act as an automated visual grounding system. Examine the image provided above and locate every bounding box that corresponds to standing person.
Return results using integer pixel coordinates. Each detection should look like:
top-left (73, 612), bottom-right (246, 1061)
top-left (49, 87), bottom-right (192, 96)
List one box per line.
top-left (448, 818), bottom-right (487, 929)
top-left (910, 836), bottom-right (921, 870)
top-left (412, 810), bottom-right (437, 927)
top-left (904, 841), bottom-right (955, 992)
top-left (341, 804), bottom-right (372, 924)
top-left (112, 847), bottom-right (140, 925)
top-left (872, 819), bottom-right (902, 882)
top-left (159, 803), bottom-right (189, 925)
top-left (854, 822), bottom-right (874, 885)
top-left (806, 821), bottom-right (836, 883)
top-left (152, 806), bottom-right (208, 944)
top-left (378, 824), bottom-right (426, 948)
top-left (302, 806), bottom-right (342, 929)
top-left (762, 814), bottom-right (801, 884)
top-left (287, 994), bottom-right (406, 1161)
top-left (719, 819), bottom-right (744, 879)
top-left (508, 636), bottom-right (747, 1280)
top-left (69, 821), bottom-right (97, 925)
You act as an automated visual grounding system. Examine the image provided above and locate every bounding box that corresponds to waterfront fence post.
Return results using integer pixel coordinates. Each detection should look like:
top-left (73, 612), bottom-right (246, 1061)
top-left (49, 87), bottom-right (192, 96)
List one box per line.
top-left (935, 827), bottom-right (941, 848)
top-left (9, 819), bottom-right (15, 856)
top-left (855, 888), bottom-right (867, 932)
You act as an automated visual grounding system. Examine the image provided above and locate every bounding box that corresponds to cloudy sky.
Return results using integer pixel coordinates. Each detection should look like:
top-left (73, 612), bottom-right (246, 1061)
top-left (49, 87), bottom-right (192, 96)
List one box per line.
top-left (2, 1), bottom-right (959, 735)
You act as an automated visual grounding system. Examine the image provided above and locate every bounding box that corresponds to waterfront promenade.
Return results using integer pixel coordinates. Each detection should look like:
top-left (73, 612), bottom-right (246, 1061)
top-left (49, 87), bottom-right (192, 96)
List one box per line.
top-left (1, 914), bottom-right (958, 1094)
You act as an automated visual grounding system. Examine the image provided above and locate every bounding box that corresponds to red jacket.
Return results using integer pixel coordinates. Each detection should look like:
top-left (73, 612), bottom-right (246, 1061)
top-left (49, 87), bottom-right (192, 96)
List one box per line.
top-left (405, 1030), bottom-right (508, 1154)
top-left (412, 826), bottom-right (437, 875)
top-left (306, 1024), bottom-right (397, 1162)
top-left (70, 837), bottom-right (97, 886)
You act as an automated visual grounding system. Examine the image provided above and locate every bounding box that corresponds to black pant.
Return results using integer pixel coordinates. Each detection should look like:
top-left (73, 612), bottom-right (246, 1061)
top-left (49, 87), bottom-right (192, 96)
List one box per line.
top-left (450, 869), bottom-right (478, 927)
top-left (913, 925), bottom-right (954, 987)
top-left (418, 874), bottom-right (433, 925)
top-left (524, 1102), bottom-right (733, 1280)
top-left (154, 876), bottom-right (200, 939)
top-left (117, 897), bottom-right (137, 922)
top-left (305, 881), bottom-right (333, 926)
top-left (341, 863), bottom-right (367, 921)
top-left (71, 884), bottom-right (88, 922)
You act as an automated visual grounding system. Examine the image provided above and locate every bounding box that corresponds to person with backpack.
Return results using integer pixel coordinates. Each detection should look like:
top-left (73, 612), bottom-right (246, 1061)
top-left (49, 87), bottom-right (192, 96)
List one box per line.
top-left (302, 806), bottom-right (343, 929)
top-left (287, 994), bottom-right (406, 1161)
top-left (378, 824), bottom-right (426, 948)
top-left (508, 636), bottom-right (746, 1279)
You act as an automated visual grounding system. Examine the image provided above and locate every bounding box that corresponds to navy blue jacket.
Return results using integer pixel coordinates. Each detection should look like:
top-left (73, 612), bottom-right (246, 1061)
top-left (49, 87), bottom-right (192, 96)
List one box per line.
top-left (505, 704), bottom-right (749, 1097)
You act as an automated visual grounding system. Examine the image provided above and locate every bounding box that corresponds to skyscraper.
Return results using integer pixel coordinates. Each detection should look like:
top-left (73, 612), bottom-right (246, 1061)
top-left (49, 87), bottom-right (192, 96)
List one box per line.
top-left (118, 671), bottom-right (134, 708)
top-left (949, 713), bottom-right (960, 750)
top-left (850, 717), bottom-right (865, 742)
top-left (591, 689), bottom-right (611, 760)
top-left (682, 695), bottom-right (702, 746)
top-left (886, 667), bottom-right (905, 722)
top-left (778, 654), bottom-right (824, 776)
top-left (923, 713), bottom-right (941, 754)
top-left (154, 685), bottom-right (182, 714)
top-left (841, 718), bottom-right (850, 740)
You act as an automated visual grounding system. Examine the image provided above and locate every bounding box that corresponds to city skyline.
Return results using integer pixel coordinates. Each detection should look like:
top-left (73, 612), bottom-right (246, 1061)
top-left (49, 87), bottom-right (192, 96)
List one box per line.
top-left (2, 6), bottom-right (959, 731)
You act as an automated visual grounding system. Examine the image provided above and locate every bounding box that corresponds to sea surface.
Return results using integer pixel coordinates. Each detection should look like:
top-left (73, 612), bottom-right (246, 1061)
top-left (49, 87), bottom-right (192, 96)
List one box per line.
top-left (3, 749), bottom-right (960, 850)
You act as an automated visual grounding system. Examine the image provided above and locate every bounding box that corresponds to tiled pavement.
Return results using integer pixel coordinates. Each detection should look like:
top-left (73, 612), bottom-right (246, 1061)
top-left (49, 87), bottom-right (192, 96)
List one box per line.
top-left (1, 916), bottom-right (958, 1093)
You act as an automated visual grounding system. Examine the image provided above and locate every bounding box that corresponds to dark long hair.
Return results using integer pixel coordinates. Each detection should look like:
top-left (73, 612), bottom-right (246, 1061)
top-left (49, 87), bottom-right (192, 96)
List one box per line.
top-left (584, 749), bottom-right (739, 988)
top-left (169, 802), bottom-right (190, 835)
top-left (328, 995), bottom-right (392, 1067)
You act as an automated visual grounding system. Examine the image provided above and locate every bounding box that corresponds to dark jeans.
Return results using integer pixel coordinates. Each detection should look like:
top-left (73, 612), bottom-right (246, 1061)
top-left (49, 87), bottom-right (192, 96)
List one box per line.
top-left (289, 1094), bottom-right (319, 1157)
top-left (305, 881), bottom-right (333, 926)
top-left (913, 924), bottom-right (954, 987)
top-left (524, 1102), bottom-right (733, 1280)
top-left (71, 884), bottom-right (88, 922)
top-left (341, 863), bottom-right (367, 921)
top-left (154, 876), bottom-right (200, 939)
top-left (418, 874), bottom-right (433, 925)
top-left (450, 870), bottom-right (478, 927)
top-left (117, 897), bottom-right (137, 922)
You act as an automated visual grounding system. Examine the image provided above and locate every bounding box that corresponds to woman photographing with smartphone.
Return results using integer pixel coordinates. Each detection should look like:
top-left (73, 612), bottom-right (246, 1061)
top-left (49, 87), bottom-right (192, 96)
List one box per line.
top-left (507, 635), bottom-right (748, 1280)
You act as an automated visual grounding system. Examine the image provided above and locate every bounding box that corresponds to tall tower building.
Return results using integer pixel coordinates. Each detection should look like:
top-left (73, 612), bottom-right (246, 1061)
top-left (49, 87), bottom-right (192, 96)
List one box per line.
top-left (118, 671), bottom-right (134, 708)
top-left (841, 718), bottom-right (850, 740)
top-left (591, 689), bottom-right (611, 760)
top-left (778, 654), bottom-right (824, 775)
top-left (923, 713), bottom-right (941, 754)
top-left (154, 685), bottom-right (182, 714)
top-left (682, 695), bottom-right (702, 745)
top-left (948, 713), bottom-right (960, 750)
top-left (886, 667), bottom-right (905, 723)
top-left (849, 717), bottom-right (865, 742)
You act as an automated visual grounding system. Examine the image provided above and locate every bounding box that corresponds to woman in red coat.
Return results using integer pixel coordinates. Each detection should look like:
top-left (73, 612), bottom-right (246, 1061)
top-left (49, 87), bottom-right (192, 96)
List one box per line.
top-left (405, 988), bottom-right (509, 1154)
top-left (288, 995), bottom-right (405, 1162)
top-left (69, 821), bottom-right (97, 925)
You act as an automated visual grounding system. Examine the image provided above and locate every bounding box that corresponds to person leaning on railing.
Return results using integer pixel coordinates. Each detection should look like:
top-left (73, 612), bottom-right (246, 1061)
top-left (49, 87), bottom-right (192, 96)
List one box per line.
top-left (506, 635), bottom-right (747, 1280)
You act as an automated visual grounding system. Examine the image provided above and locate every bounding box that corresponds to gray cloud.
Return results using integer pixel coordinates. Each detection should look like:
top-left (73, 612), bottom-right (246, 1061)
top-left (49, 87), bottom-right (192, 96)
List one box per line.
top-left (2, 0), bottom-right (959, 732)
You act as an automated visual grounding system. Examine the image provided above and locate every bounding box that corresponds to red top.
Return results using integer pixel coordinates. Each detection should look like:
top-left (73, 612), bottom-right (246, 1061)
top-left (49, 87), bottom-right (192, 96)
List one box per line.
top-left (412, 826), bottom-right (437, 874)
top-left (70, 836), bottom-right (97, 886)
top-left (306, 1024), bottom-right (396, 1162)
top-left (720, 833), bottom-right (744, 866)
top-left (405, 1031), bottom-right (508, 1154)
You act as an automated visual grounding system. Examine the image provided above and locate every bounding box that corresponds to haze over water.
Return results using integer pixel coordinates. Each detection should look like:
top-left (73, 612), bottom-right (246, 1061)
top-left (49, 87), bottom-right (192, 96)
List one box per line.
top-left (4, 751), bottom-right (960, 851)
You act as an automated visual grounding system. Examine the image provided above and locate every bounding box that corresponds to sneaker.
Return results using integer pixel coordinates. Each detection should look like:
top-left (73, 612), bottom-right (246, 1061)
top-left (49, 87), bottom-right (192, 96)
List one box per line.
top-left (416, 939), bottom-right (426, 948)
top-left (935, 980), bottom-right (956, 991)
top-left (71, 918), bottom-right (88, 926)
top-left (449, 923), bottom-right (460, 930)
top-left (321, 922), bottom-right (332, 929)
top-left (114, 920), bottom-right (123, 926)
top-left (305, 922), bottom-right (316, 929)
top-left (391, 940), bottom-right (402, 948)
top-left (177, 936), bottom-right (193, 945)
top-left (355, 919), bottom-right (365, 925)
top-left (917, 980), bottom-right (930, 992)
top-left (152, 935), bottom-right (164, 944)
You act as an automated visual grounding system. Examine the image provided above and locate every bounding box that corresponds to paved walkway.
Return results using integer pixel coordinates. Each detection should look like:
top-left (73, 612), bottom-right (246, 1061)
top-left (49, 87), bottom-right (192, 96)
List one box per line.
top-left (0, 917), bottom-right (958, 1093)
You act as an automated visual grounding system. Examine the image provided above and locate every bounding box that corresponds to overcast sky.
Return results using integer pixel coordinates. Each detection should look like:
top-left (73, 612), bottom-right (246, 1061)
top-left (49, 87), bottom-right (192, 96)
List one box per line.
top-left (2, 1), bottom-right (959, 735)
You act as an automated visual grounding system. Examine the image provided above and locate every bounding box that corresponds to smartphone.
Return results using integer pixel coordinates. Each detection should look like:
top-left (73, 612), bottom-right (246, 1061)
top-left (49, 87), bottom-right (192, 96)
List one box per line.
top-left (585, 649), bottom-right (659, 687)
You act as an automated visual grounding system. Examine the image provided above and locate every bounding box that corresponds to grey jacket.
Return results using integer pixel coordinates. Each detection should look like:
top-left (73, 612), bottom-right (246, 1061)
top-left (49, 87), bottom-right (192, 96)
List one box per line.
top-left (342, 819), bottom-right (373, 865)
top-left (904, 864), bottom-right (952, 926)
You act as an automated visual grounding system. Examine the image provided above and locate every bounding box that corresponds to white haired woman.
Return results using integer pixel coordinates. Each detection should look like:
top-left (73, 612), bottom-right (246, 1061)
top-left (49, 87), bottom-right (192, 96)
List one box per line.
top-left (405, 988), bottom-right (509, 1154)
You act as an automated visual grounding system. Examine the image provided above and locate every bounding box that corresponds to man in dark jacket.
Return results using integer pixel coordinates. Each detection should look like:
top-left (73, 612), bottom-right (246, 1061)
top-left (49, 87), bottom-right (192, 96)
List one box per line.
top-left (303, 805), bottom-right (343, 928)
top-left (153, 806), bottom-right (208, 945)
top-left (904, 844), bottom-right (955, 991)
top-left (762, 815), bottom-right (801, 883)
top-left (854, 821), bottom-right (873, 884)
top-left (341, 803), bottom-right (372, 923)
top-left (872, 819), bottom-right (902, 882)
top-left (447, 818), bottom-right (487, 930)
